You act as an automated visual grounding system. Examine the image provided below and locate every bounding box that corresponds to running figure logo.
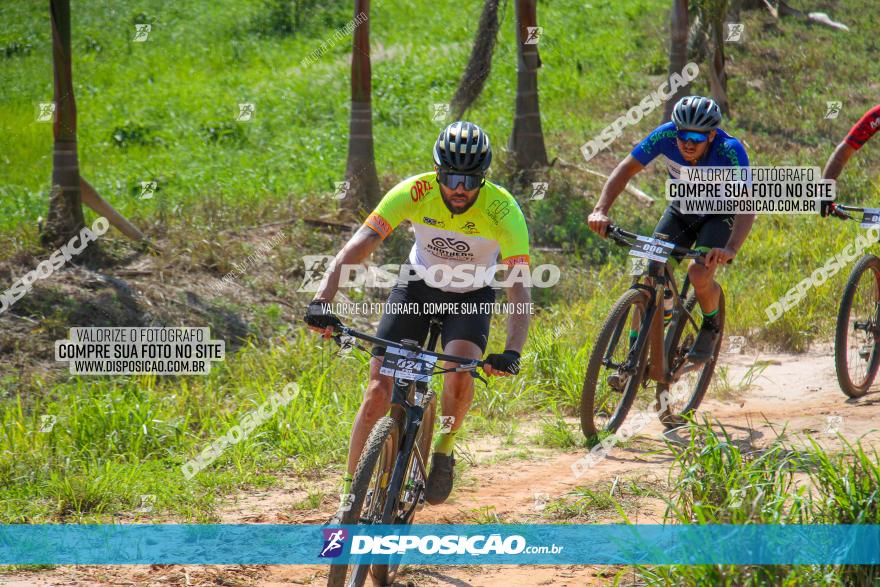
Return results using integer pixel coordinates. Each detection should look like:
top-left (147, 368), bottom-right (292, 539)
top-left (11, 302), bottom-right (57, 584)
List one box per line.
top-left (319, 528), bottom-right (349, 558)
top-left (825, 101), bottom-right (842, 120)
top-left (725, 23), bottom-right (744, 43)
top-left (237, 103), bottom-right (255, 122)
top-left (525, 27), bottom-right (543, 44)
top-left (133, 24), bottom-right (151, 42)
top-left (36, 102), bottom-right (56, 122)
top-left (530, 182), bottom-right (548, 201)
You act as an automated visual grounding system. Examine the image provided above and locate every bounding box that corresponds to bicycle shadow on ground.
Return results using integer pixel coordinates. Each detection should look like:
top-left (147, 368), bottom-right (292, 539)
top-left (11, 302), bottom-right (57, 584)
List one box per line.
top-left (661, 421), bottom-right (765, 453)
top-left (844, 390), bottom-right (880, 406)
top-left (599, 435), bottom-right (677, 467)
top-left (403, 568), bottom-right (478, 586)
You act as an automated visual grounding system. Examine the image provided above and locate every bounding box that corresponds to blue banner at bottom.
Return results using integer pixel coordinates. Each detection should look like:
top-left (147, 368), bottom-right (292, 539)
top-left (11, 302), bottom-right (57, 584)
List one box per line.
top-left (2, 524), bottom-right (879, 565)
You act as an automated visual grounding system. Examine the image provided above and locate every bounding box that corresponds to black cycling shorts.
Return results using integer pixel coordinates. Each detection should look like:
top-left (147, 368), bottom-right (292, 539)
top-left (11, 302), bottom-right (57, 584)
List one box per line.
top-left (654, 207), bottom-right (734, 254)
top-left (373, 279), bottom-right (495, 357)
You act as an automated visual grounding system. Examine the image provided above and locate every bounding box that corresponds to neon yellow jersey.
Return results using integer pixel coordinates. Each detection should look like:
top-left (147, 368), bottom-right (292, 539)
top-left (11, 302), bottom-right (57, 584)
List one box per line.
top-left (364, 172), bottom-right (530, 292)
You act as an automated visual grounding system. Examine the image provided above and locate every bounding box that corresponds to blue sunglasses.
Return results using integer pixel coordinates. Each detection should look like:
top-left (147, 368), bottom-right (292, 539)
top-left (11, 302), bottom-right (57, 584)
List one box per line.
top-left (676, 130), bottom-right (710, 144)
top-left (437, 170), bottom-right (484, 191)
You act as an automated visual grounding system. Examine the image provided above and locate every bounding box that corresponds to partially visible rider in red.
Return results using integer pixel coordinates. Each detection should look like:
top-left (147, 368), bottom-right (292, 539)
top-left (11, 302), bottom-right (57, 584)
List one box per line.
top-left (821, 104), bottom-right (880, 217)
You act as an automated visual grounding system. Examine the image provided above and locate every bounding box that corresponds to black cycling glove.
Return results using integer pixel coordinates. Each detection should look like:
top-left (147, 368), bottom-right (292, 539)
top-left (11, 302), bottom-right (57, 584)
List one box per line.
top-left (304, 300), bottom-right (342, 331)
top-left (820, 200), bottom-right (833, 218)
top-left (484, 350), bottom-right (521, 375)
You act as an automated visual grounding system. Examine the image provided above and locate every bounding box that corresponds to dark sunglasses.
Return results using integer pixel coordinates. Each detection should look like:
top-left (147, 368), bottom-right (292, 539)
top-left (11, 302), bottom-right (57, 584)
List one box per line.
top-left (676, 130), bottom-right (710, 144)
top-left (437, 170), bottom-right (484, 191)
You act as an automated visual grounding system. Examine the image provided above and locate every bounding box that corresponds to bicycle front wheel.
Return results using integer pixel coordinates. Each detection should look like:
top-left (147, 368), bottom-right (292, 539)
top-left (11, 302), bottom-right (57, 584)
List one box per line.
top-left (580, 287), bottom-right (651, 439)
top-left (370, 388), bottom-right (435, 586)
top-left (326, 416), bottom-right (398, 587)
top-left (835, 254), bottom-right (880, 398)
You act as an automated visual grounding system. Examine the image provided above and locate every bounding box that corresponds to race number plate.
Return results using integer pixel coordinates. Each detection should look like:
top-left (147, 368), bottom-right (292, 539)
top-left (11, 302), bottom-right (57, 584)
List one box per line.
top-left (861, 208), bottom-right (880, 229)
top-left (380, 346), bottom-right (438, 381)
top-left (628, 235), bottom-right (675, 263)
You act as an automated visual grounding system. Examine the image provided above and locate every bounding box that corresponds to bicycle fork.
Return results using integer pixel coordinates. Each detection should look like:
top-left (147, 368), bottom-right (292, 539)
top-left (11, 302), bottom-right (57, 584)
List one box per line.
top-left (380, 384), bottom-right (425, 524)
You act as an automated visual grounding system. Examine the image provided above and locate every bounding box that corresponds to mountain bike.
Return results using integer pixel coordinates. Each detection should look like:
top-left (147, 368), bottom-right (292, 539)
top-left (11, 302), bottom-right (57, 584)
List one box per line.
top-left (579, 225), bottom-right (726, 439)
top-left (325, 318), bottom-right (485, 587)
top-left (829, 203), bottom-right (880, 398)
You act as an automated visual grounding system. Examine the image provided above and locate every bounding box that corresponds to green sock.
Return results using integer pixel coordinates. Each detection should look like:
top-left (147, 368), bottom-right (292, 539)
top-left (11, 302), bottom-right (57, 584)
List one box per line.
top-left (628, 329), bottom-right (638, 349)
top-left (702, 308), bottom-right (719, 330)
top-left (433, 431), bottom-right (457, 456)
top-left (341, 473), bottom-right (353, 496)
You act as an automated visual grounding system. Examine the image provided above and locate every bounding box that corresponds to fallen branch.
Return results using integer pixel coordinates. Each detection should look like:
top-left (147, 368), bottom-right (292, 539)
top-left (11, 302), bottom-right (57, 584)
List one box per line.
top-left (554, 158), bottom-right (655, 207)
top-left (763, 0), bottom-right (849, 31)
top-left (79, 177), bottom-right (162, 251)
top-left (303, 217), bottom-right (359, 231)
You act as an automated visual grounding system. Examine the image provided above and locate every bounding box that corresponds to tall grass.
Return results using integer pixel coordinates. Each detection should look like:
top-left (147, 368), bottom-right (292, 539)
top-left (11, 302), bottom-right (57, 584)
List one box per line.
top-left (633, 420), bottom-right (880, 586)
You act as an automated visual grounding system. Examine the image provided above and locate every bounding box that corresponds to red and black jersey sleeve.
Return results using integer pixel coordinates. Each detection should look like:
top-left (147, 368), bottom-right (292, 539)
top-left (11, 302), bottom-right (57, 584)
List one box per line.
top-left (845, 105), bottom-right (880, 151)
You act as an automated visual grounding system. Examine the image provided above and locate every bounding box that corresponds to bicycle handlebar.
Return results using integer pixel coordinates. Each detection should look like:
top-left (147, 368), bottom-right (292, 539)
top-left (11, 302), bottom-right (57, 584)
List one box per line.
top-left (606, 224), bottom-right (707, 261)
top-left (334, 325), bottom-right (485, 370)
top-left (830, 203), bottom-right (862, 221)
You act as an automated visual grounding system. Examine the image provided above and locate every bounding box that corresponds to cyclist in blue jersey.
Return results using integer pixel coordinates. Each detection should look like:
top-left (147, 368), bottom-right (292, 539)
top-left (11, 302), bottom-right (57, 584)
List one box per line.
top-left (588, 96), bottom-right (755, 362)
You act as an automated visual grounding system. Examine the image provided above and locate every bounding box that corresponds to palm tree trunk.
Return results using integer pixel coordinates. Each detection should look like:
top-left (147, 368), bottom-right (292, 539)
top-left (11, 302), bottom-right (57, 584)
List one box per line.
top-left (344, 0), bottom-right (381, 212)
top-left (510, 0), bottom-right (548, 173)
top-left (663, 0), bottom-right (691, 121)
top-left (449, 0), bottom-right (501, 120)
top-left (43, 0), bottom-right (85, 248)
top-left (707, 5), bottom-right (730, 116)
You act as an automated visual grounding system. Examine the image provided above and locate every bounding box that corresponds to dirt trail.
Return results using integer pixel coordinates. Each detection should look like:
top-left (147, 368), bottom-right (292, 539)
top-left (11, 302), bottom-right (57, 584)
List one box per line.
top-left (5, 345), bottom-right (880, 587)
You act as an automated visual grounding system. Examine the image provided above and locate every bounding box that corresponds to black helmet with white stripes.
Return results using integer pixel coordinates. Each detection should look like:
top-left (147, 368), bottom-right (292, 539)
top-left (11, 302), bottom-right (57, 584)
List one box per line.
top-left (671, 96), bottom-right (722, 132)
top-left (433, 121), bottom-right (492, 174)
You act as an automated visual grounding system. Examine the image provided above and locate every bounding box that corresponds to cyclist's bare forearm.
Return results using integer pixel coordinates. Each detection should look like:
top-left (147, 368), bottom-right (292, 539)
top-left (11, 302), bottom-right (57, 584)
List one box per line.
top-left (503, 281), bottom-right (531, 353)
top-left (593, 156), bottom-right (645, 213)
top-left (313, 226), bottom-right (383, 302)
top-left (822, 142), bottom-right (855, 181)
top-left (726, 214), bottom-right (755, 254)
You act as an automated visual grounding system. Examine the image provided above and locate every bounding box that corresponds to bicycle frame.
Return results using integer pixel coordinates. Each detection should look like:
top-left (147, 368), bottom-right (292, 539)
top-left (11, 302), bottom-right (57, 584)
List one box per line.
top-left (380, 321), bottom-right (441, 525)
top-left (602, 227), bottom-right (705, 386)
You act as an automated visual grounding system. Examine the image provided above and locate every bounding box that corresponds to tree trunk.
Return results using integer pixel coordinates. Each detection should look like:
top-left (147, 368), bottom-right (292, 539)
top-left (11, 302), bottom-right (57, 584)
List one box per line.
top-left (43, 0), bottom-right (86, 248)
top-left (344, 0), bottom-right (381, 212)
top-left (706, 6), bottom-right (730, 116)
top-left (663, 0), bottom-right (691, 121)
top-left (449, 0), bottom-right (501, 120)
top-left (510, 0), bottom-right (548, 174)
top-left (687, 13), bottom-right (709, 63)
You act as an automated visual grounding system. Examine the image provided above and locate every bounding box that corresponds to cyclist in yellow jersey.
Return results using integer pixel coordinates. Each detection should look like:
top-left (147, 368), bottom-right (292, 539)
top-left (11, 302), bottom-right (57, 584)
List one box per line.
top-left (305, 121), bottom-right (532, 507)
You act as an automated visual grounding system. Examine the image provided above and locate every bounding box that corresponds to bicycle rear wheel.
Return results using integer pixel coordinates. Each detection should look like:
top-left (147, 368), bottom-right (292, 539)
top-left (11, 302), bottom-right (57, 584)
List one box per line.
top-left (326, 417), bottom-right (398, 587)
top-left (580, 287), bottom-right (651, 439)
top-left (657, 290), bottom-right (725, 428)
top-left (835, 254), bottom-right (880, 398)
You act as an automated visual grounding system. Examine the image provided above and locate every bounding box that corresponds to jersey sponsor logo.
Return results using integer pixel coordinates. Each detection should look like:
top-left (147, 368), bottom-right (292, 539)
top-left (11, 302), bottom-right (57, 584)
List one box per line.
top-left (666, 160), bottom-right (682, 179)
top-left (422, 216), bottom-right (445, 227)
top-left (503, 254), bottom-right (530, 267)
top-left (871, 117), bottom-right (880, 130)
top-left (410, 179), bottom-right (433, 202)
top-left (427, 237), bottom-right (473, 260)
top-left (365, 212), bottom-right (393, 239)
top-left (460, 221), bottom-right (479, 235)
top-left (487, 199), bottom-right (510, 225)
